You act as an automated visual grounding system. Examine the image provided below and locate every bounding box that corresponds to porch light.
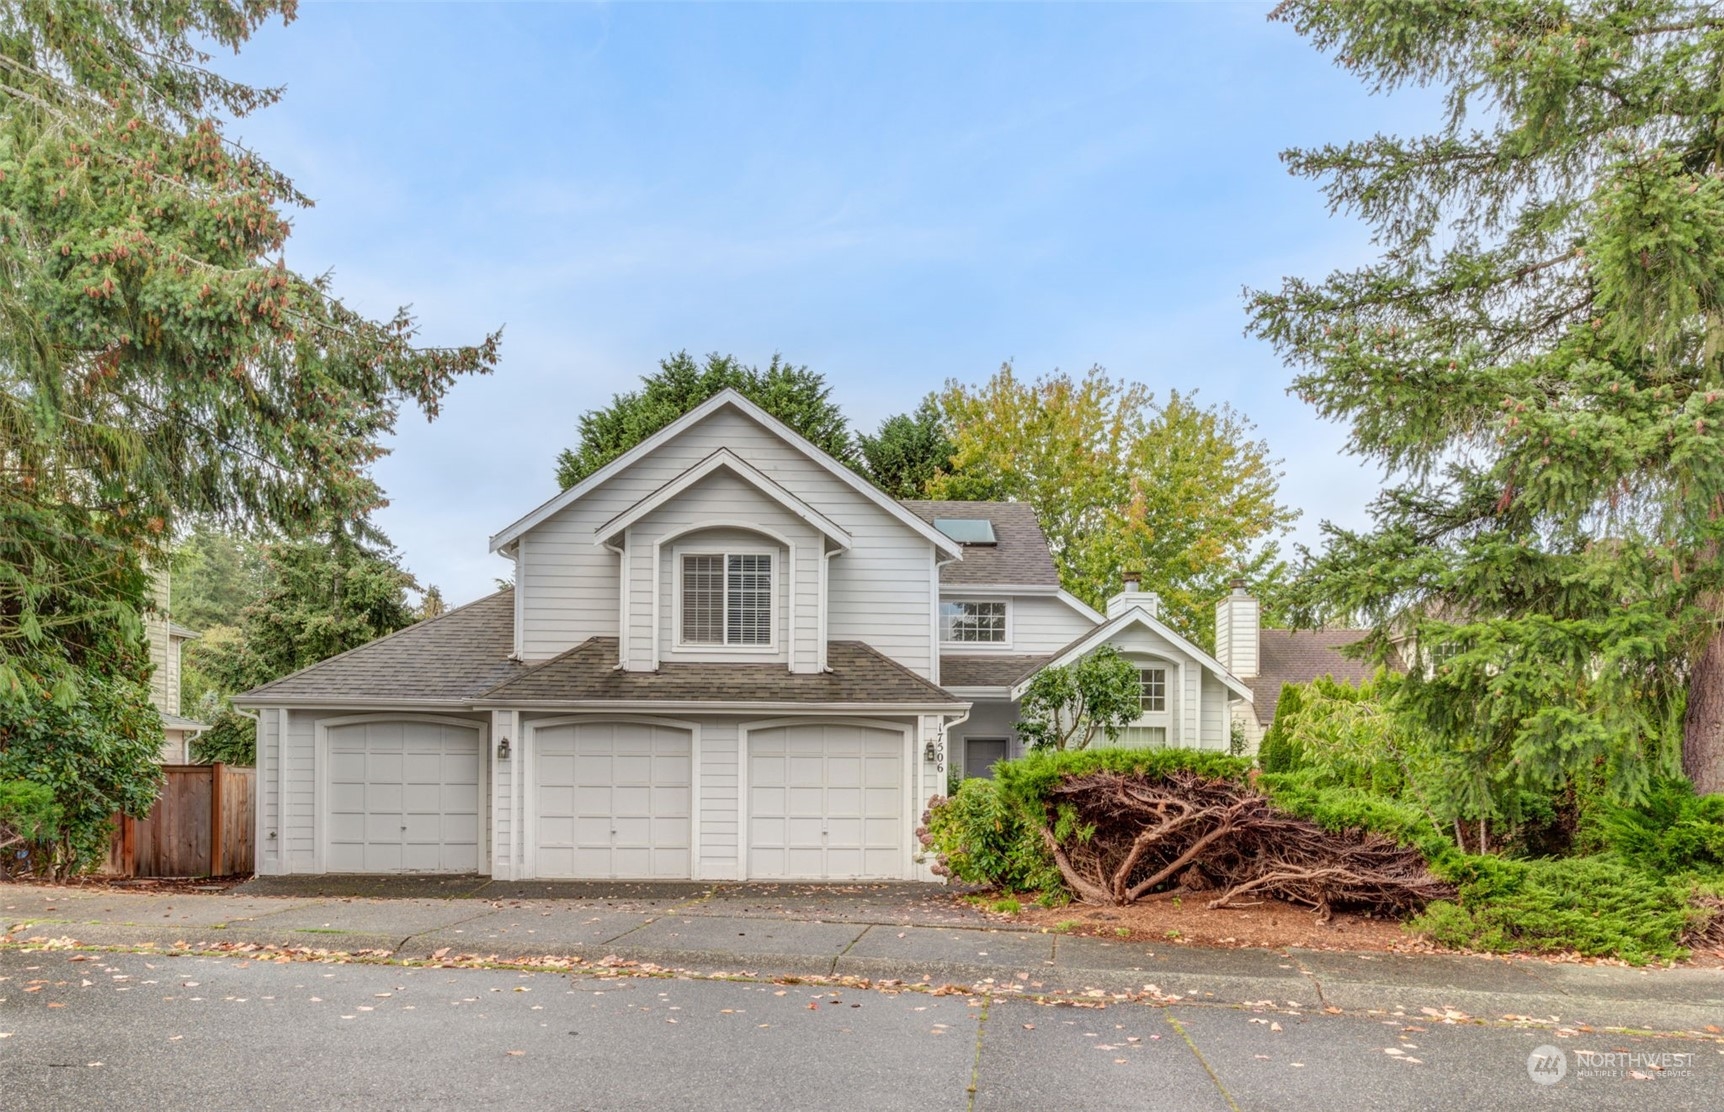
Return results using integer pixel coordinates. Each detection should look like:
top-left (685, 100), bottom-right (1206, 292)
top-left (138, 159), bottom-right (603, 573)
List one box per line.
top-left (924, 739), bottom-right (940, 764)
top-left (497, 737), bottom-right (512, 760)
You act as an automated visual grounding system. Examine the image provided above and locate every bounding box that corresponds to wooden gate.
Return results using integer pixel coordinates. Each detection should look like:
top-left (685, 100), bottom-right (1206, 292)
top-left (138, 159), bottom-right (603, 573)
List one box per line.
top-left (105, 764), bottom-right (255, 878)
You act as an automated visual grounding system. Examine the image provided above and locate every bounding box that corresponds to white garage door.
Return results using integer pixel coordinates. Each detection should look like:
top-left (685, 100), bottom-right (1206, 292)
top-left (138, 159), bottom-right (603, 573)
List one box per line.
top-left (747, 723), bottom-right (906, 880)
top-left (533, 721), bottom-right (692, 879)
top-left (326, 720), bottom-right (482, 873)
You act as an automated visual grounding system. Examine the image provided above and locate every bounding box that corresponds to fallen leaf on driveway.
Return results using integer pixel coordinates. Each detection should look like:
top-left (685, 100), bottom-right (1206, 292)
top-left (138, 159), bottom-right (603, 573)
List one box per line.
top-left (506, 1051), bottom-right (525, 1057)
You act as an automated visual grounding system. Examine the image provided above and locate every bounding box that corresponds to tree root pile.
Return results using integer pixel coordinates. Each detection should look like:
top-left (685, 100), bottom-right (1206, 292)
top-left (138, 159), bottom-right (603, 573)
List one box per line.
top-left (1041, 769), bottom-right (1454, 920)
top-left (1683, 892), bottom-right (1724, 950)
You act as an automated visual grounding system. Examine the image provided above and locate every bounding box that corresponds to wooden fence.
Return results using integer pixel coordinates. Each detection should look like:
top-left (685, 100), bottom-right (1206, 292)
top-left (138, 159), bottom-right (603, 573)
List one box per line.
top-left (105, 763), bottom-right (255, 878)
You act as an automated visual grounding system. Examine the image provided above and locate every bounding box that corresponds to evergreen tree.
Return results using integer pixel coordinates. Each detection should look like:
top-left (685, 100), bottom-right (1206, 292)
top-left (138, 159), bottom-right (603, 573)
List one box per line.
top-left (555, 352), bottom-right (852, 488)
top-left (0, 3), bottom-right (493, 855)
top-left (190, 527), bottom-right (423, 765)
top-left (1251, 1), bottom-right (1724, 798)
top-left (0, 1), bottom-right (498, 699)
top-left (858, 395), bottom-right (954, 498)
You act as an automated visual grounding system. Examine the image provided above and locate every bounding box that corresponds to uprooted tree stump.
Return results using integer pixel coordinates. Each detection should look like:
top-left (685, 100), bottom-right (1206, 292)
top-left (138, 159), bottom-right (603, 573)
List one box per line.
top-left (1040, 769), bottom-right (1453, 920)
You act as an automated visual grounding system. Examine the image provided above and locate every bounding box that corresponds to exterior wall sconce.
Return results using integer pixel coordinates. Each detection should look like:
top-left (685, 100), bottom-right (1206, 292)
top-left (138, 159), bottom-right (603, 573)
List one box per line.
top-left (497, 737), bottom-right (512, 760)
top-left (924, 739), bottom-right (941, 764)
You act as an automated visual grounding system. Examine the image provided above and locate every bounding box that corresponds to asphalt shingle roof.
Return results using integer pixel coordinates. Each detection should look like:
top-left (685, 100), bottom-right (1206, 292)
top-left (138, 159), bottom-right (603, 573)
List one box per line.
top-left (239, 589), bottom-right (522, 703)
top-left (900, 500), bottom-right (1060, 587)
top-left (482, 638), bottom-right (961, 706)
top-left (1249, 629), bottom-right (1377, 727)
top-left (939, 654), bottom-right (1051, 689)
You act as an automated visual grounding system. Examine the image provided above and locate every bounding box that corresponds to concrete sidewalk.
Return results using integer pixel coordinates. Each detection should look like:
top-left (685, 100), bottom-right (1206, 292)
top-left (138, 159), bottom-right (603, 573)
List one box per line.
top-left (3, 878), bottom-right (1720, 1035)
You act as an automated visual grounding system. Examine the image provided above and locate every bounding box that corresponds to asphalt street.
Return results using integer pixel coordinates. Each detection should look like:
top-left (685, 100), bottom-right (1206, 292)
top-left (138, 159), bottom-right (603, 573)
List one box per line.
top-left (0, 949), bottom-right (1718, 1111)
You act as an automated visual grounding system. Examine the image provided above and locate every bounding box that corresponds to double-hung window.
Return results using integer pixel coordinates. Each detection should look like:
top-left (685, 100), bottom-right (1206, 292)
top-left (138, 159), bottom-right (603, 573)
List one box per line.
top-left (941, 600), bottom-right (1007, 645)
top-left (681, 553), bottom-right (773, 646)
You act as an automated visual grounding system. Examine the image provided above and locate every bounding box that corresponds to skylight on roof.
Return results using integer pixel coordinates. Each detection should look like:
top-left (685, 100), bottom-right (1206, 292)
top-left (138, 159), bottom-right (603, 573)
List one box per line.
top-left (933, 517), bottom-right (996, 545)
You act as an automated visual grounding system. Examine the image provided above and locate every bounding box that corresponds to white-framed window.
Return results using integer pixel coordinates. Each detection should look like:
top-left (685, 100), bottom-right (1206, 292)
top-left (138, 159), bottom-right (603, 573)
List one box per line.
top-left (1140, 668), bottom-right (1167, 713)
top-left (680, 552), bottom-right (774, 647)
top-left (940, 600), bottom-right (1008, 644)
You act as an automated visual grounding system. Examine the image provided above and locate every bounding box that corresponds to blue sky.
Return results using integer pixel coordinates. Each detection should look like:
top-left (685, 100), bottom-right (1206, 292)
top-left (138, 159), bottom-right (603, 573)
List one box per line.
top-left (220, 2), bottom-right (1437, 605)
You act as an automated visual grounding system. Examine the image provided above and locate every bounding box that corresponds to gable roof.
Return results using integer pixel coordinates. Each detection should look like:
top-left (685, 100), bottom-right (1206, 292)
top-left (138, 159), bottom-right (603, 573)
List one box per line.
top-left (489, 389), bottom-right (962, 560)
top-left (235, 590), bottom-right (521, 705)
top-left (1248, 629), bottom-right (1378, 727)
top-left (1011, 602), bottom-right (1254, 701)
top-left (477, 637), bottom-right (964, 709)
top-left (900, 500), bottom-right (1059, 587)
top-left (595, 447), bottom-right (853, 550)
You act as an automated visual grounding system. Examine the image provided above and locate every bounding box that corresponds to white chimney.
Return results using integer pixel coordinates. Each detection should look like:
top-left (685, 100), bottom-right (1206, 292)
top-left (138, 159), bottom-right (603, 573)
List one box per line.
top-left (1106, 571), bottom-right (1159, 620)
top-left (1214, 578), bottom-right (1258, 680)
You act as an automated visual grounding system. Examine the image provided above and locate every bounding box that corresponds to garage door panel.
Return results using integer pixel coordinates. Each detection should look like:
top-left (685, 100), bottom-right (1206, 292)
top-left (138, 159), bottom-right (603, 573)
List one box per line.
top-left (747, 724), bottom-right (906, 880)
top-left (326, 720), bottom-right (482, 875)
top-left (532, 722), bottom-right (692, 879)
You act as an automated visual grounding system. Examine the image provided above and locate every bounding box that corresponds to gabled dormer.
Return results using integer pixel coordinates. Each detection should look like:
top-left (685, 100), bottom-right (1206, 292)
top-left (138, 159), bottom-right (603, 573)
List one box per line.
top-left (488, 390), bottom-right (964, 681)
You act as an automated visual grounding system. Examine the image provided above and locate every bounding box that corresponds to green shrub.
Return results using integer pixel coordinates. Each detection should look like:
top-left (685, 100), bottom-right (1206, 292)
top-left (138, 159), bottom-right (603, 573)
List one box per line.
top-left (1411, 855), bottom-right (1702, 965)
top-left (1258, 771), bottom-right (1457, 864)
top-left (1256, 683), bottom-right (1305, 772)
top-left (1588, 779), bottom-right (1724, 874)
top-left (993, 747), bottom-right (1251, 806)
top-left (925, 777), bottom-right (1062, 894)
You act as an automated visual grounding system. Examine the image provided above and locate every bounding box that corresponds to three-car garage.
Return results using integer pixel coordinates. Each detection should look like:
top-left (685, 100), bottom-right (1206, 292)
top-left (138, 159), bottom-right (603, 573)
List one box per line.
top-left (309, 713), bottom-right (920, 881)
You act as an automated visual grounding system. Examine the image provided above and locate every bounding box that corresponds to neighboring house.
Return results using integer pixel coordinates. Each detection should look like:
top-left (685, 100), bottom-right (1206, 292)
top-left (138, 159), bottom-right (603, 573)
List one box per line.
top-left (143, 568), bottom-right (207, 763)
top-left (1211, 579), bottom-right (1380, 749)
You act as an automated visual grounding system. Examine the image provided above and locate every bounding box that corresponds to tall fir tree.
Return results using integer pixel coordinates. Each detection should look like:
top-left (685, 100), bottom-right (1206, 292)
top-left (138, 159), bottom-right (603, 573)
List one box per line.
top-left (1251, 1), bottom-right (1724, 797)
top-left (555, 352), bottom-right (852, 488)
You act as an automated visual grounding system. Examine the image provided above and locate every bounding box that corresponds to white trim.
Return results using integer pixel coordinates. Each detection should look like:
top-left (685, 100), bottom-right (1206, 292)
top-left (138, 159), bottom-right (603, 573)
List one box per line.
top-left (929, 549), bottom-right (940, 685)
top-left (488, 389), bottom-right (963, 560)
top-left (939, 582), bottom-right (1059, 596)
top-left (512, 545), bottom-right (525, 660)
top-left (938, 597), bottom-right (1013, 651)
top-left (737, 716), bottom-right (917, 881)
top-left (1010, 603), bottom-right (1254, 702)
top-left (312, 712), bottom-right (488, 876)
top-left (521, 714), bottom-right (700, 880)
top-left (610, 533), bottom-right (630, 668)
top-left (820, 549), bottom-right (837, 672)
top-left (276, 708), bottom-right (288, 874)
top-left (594, 447), bottom-right (853, 550)
top-left (510, 708), bottom-right (524, 876)
top-left (671, 544), bottom-right (781, 654)
top-left (473, 699), bottom-right (969, 713)
top-left (1057, 589), bottom-right (1106, 625)
top-left (649, 520), bottom-right (799, 668)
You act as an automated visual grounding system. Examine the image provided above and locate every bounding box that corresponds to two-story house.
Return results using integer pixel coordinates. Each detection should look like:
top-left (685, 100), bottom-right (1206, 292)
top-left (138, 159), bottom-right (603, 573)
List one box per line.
top-left (236, 389), bottom-right (1251, 881)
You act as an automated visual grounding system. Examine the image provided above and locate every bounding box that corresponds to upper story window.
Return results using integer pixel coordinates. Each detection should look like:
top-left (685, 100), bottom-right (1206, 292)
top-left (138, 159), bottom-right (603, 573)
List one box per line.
top-left (681, 553), bottom-right (773, 646)
top-left (941, 600), bottom-right (1007, 644)
top-left (1140, 667), bottom-right (1167, 713)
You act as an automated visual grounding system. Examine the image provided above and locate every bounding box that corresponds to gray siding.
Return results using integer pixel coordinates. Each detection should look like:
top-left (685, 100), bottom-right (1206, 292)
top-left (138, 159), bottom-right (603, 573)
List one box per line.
top-left (516, 406), bottom-right (939, 678)
top-left (1005, 593), bottom-right (1096, 653)
top-left (953, 698), bottom-right (1023, 773)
